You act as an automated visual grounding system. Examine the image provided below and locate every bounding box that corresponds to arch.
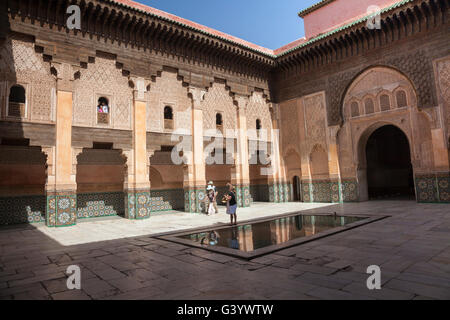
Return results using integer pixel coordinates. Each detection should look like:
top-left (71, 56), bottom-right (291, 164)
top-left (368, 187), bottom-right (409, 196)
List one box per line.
top-left (364, 96), bottom-right (375, 115)
top-left (310, 144), bottom-right (329, 179)
top-left (149, 166), bottom-right (164, 189)
top-left (395, 89), bottom-right (408, 108)
top-left (356, 123), bottom-right (415, 201)
top-left (342, 65), bottom-right (417, 120)
top-left (350, 101), bottom-right (360, 117)
top-left (379, 93), bottom-right (391, 111)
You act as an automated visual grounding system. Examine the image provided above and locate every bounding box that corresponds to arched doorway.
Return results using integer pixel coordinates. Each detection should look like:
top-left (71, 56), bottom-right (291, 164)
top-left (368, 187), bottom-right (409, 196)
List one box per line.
top-left (292, 176), bottom-right (301, 201)
top-left (365, 125), bottom-right (415, 200)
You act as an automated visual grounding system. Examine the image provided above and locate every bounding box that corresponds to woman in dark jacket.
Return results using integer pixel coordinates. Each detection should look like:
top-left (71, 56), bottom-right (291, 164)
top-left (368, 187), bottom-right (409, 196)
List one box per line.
top-left (225, 183), bottom-right (238, 225)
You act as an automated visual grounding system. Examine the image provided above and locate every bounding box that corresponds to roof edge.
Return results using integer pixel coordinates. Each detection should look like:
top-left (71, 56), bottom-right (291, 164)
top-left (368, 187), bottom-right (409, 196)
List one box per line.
top-left (298, 0), bottom-right (336, 18)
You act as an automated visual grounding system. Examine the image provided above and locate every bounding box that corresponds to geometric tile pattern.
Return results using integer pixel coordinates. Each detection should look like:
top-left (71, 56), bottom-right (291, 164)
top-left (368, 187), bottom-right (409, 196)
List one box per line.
top-left (0, 195), bottom-right (46, 225)
top-left (249, 184), bottom-right (269, 202)
top-left (150, 189), bottom-right (185, 211)
top-left (268, 183), bottom-right (291, 203)
top-left (77, 192), bottom-right (125, 219)
top-left (184, 187), bottom-right (207, 214)
top-left (340, 180), bottom-right (359, 202)
top-left (46, 194), bottom-right (77, 227)
top-left (415, 175), bottom-right (439, 203)
top-left (125, 191), bottom-right (151, 220)
top-left (415, 173), bottom-right (450, 203)
top-left (302, 179), bottom-right (359, 203)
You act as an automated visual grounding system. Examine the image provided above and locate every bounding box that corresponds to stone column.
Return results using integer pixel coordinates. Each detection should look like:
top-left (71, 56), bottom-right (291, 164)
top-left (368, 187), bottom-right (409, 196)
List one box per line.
top-left (45, 63), bottom-right (77, 227)
top-left (328, 125), bottom-right (342, 203)
top-left (268, 104), bottom-right (286, 203)
top-left (184, 87), bottom-right (207, 213)
top-left (124, 78), bottom-right (151, 219)
top-left (234, 95), bottom-right (251, 207)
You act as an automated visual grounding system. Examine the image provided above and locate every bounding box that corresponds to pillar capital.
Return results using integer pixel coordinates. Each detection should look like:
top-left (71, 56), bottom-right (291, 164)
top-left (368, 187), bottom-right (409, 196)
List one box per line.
top-left (188, 86), bottom-right (207, 110)
top-left (234, 94), bottom-right (249, 111)
top-left (131, 77), bottom-right (149, 102)
top-left (51, 62), bottom-right (76, 92)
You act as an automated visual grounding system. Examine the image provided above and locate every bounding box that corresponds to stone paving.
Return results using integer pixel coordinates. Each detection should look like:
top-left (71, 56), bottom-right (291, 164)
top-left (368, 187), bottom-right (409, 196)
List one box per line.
top-left (0, 201), bottom-right (449, 300)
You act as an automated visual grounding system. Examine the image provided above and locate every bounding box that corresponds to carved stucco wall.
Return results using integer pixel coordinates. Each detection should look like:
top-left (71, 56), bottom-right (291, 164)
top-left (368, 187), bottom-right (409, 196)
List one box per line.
top-left (435, 57), bottom-right (450, 143)
top-left (247, 91), bottom-right (272, 139)
top-left (279, 99), bottom-right (302, 180)
top-left (327, 51), bottom-right (436, 126)
top-left (202, 82), bottom-right (236, 138)
top-left (0, 34), bottom-right (55, 122)
top-left (73, 55), bottom-right (132, 130)
top-left (303, 92), bottom-right (328, 158)
top-left (338, 66), bottom-right (435, 178)
top-left (147, 70), bottom-right (192, 133)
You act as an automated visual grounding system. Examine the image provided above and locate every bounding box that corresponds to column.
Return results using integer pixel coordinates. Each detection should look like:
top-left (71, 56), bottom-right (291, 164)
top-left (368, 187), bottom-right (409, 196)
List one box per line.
top-left (124, 78), bottom-right (151, 219)
top-left (328, 125), bottom-right (342, 203)
top-left (268, 104), bottom-right (286, 203)
top-left (235, 95), bottom-right (251, 207)
top-left (184, 87), bottom-right (207, 213)
top-left (46, 63), bottom-right (77, 227)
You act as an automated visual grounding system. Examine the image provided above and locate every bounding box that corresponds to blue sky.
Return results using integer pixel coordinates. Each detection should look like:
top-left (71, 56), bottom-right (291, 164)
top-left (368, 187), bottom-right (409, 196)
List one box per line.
top-left (139, 0), bottom-right (319, 49)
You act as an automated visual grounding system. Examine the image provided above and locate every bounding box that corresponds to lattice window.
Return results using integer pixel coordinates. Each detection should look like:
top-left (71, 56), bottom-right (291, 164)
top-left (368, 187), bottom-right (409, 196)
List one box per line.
top-left (351, 102), bottom-right (359, 117)
top-left (164, 106), bottom-right (174, 130)
top-left (380, 94), bottom-right (391, 111)
top-left (8, 85), bottom-right (26, 118)
top-left (97, 97), bottom-right (110, 125)
top-left (396, 90), bottom-right (408, 108)
top-left (364, 98), bottom-right (375, 115)
top-left (216, 113), bottom-right (223, 133)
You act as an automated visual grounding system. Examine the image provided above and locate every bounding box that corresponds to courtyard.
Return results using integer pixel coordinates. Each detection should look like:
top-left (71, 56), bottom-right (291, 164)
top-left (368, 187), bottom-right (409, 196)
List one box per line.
top-left (0, 201), bottom-right (449, 300)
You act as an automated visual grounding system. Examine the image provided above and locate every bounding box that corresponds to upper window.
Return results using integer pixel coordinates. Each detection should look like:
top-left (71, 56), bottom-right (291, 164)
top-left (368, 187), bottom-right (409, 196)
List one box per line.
top-left (364, 98), bottom-right (375, 115)
top-left (164, 106), bottom-right (174, 130)
top-left (350, 102), bottom-right (359, 117)
top-left (97, 97), bottom-right (110, 125)
top-left (380, 94), bottom-right (391, 111)
top-left (256, 119), bottom-right (262, 130)
top-left (216, 113), bottom-right (223, 126)
top-left (396, 90), bottom-right (407, 108)
top-left (216, 113), bottom-right (223, 132)
top-left (8, 85), bottom-right (26, 118)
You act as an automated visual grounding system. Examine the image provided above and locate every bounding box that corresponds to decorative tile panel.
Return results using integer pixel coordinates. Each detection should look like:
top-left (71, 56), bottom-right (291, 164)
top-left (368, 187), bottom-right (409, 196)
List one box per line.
top-left (0, 195), bottom-right (46, 225)
top-left (77, 192), bottom-right (124, 219)
top-left (46, 193), bottom-right (77, 227)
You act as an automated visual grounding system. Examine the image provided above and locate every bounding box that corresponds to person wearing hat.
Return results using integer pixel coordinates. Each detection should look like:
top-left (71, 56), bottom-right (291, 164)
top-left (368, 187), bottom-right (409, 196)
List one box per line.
top-left (207, 181), bottom-right (219, 214)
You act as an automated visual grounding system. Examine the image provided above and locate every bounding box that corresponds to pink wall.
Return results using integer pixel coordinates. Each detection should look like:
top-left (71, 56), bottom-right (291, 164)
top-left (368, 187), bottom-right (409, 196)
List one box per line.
top-left (303, 0), bottom-right (398, 39)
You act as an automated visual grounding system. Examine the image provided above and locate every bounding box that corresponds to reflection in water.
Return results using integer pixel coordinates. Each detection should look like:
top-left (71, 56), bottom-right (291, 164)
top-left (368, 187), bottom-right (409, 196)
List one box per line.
top-left (180, 215), bottom-right (365, 252)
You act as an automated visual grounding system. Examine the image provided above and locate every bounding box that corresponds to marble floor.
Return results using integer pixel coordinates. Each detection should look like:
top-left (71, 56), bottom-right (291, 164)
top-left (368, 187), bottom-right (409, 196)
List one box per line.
top-left (0, 201), bottom-right (449, 300)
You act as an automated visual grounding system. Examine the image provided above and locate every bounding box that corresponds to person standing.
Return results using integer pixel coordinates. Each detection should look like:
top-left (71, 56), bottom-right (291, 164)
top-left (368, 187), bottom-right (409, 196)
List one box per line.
top-left (208, 181), bottom-right (219, 214)
top-left (225, 183), bottom-right (237, 225)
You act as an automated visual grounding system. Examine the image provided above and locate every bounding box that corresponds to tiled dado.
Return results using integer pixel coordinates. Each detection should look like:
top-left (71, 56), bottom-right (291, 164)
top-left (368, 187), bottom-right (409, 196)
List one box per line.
top-left (151, 189), bottom-right (185, 211)
top-left (0, 195), bottom-right (46, 225)
top-left (184, 187), bottom-right (207, 213)
top-left (46, 193), bottom-right (77, 227)
top-left (269, 183), bottom-right (291, 203)
top-left (249, 184), bottom-right (269, 202)
top-left (125, 191), bottom-right (151, 220)
top-left (301, 179), bottom-right (359, 203)
top-left (77, 192), bottom-right (124, 219)
top-left (415, 173), bottom-right (450, 203)
top-left (235, 184), bottom-right (253, 208)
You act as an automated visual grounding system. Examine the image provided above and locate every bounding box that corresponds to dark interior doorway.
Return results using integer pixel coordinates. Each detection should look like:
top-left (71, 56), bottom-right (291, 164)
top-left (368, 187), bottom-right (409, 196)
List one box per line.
top-left (293, 176), bottom-right (301, 201)
top-left (366, 125), bottom-right (415, 200)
